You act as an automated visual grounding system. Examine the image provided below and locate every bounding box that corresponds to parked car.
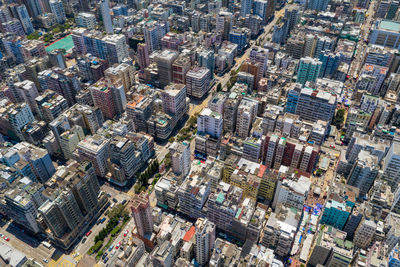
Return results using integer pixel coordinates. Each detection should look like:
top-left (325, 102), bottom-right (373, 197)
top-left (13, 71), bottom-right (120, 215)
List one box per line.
top-left (86, 230), bottom-right (92, 237)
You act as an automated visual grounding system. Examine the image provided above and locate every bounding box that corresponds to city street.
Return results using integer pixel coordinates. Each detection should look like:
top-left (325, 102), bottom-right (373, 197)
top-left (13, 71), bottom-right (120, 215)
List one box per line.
top-left (0, 222), bottom-right (54, 264)
top-left (97, 217), bottom-right (136, 266)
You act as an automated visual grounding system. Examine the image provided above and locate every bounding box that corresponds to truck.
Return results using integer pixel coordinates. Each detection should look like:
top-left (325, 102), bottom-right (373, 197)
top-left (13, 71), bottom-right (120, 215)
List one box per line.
top-left (42, 241), bottom-right (52, 249)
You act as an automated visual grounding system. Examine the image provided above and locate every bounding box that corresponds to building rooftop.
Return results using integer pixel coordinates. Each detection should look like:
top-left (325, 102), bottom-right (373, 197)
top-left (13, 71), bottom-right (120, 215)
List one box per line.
top-left (377, 19), bottom-right (400, 33)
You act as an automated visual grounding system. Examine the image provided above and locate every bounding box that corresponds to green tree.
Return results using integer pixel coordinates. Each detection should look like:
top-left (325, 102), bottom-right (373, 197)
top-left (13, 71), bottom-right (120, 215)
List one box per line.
top-left (134, 183), bottom-right (141, 193)
top-left (27, 31), bottom-right (40, 40)
top-left (333, 109), bottom-right (345, 128)
top-left (216, 83), bottom-right (222, 92)
top-left (168, 136), bottom-right (175, 143)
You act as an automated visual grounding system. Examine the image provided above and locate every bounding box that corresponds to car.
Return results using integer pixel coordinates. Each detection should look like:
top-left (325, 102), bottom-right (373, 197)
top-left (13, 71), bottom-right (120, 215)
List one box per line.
top-left (86, 230), bottom-right (92, 237)
top-left (124, 230), bottom-right (129, 237)
top-left (103, 257), bottom-right (109, 263)
top-left (115, 245), bottom-right (119, 249)
top-left (4, 237), bottom-right (9, 241)
top-left (43, 259), bottom-right (48, 263)
top-left (108, 245), bottom-right (113, 251)
top-left (112, 198), bottom-right (118, 203)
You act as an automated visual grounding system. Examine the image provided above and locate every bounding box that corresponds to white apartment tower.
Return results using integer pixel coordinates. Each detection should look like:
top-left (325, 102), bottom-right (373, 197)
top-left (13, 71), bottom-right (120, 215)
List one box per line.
top-left (170, 141), bottom-right (191, 178)
top-left (195, 218), bottom-right (216, 266)
top-left (197, 108), bottom-right (223, 139)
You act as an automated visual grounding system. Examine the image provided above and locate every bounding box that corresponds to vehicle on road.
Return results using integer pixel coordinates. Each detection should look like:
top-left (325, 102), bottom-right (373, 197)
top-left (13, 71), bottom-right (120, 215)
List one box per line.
top-left (43, 259), bottom-right (48, 263)
top-left (124, 230), bottom-right (129, 237)
top-left (42, 241), bottom-right (52, 249)
top-left (108, 245), bottom-right (113, 251)
top-left (3, 236), bottom-right (9, 241)
top-left (103, 257), bottom-right (109, 263)
top-left (86, 230), bottom-right (92, 237)
top-left (97, 217), bottom-right (106, 225)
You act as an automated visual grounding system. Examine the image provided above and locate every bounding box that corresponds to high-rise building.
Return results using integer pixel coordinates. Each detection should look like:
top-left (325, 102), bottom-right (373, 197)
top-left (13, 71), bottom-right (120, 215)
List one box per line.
top-left (370, 20), bottom-right (400, 49)
top-left (365, 45), bottom-right (395, 67)
top-left (172, 56), bottom-right (191, 84)
top-left (240, 0), bottom-right (252, 17)
top-left (169, 141), bottom-right (191, 178)
top-left (4, 178), bottom-right (45, 233)
top-left (307, 0), bottom-right (329, 11)
top-left (216, 10), bottom-right (232, 41)
top-left (71, 29), bottom-right (128, 64)
top-left (143, 21), bottom-right (168, 52)
top-left (297, 57), bottom-right (322, 85)
top-left (4, 142), bottom-right (56, 183)
top-left (63, 104), bottom-right (104, 135)
top-left (249, 46), bottom-right (268, 80)
top-left (198, 50), bottom-right (215, 79)
top-left (108, 136), bottom-right (142, 186)
top-left (49, 0), bottom-right (66, 24)
top-left (75, 12), bottom-right (96, 29)
top-left (195, 218), bottom-right (216, 266)
top-left (156, 50), bottom-right (178, 88)
top-left (137, 43), bottom-right (150, 69)
top-left (59, 125), bottom-right (85, 159)
top-left (229, 28), bottom-right (248, 52)
top-left (0, 7), bottom-right (12, 26)
top-left (261, 204), bottom-right (301, 257)
top-left (254, 0), bottom-right (268, 23)
top-left (77, 135), bottom-right (110, 177)
top-left (382, 142), bottom-right (400, 192)
top-left (105, 63), bottom-right (135, 93)
top-left (38, 68), bottom-right (81, 106)
top-left (353, 220), bottom-right (376, 249)
top-left (319, 52), bottom-right (341, 79)
top-left (15, 5), bottom-right (34, 35)
top-left (21, 0), bottom-right (43, 19)
top-left (48, 49), bottom-right (67, 69)
top-left (131, 192), bottom-right (154, 238)
top-left (14, 80), bottom-right (40, 115)
top-left (186, 67), bottom-right (211, 99)
top-left (178, 174), bottom-right (211, 219)
top-left (162, 83), bottom-right (188, 119)
top-left (90, 81), bottom-right (116, 120)
top-left (348, 151), bottom-right (379, 197)
top-left (0, 101), bottom-right (35, 141)
top-left (90, 78), bottom-right (126, 119)
top-left (223, 94), bottom-right (240, 133)
top-left (236, 97), bottom-right (258, 138)
top-left (101, 0), bottom-right (113, 33)
top-left (303, 34), bottom-right (317, 57)
top-left (197, 108), bottom-right (223, 139)
top-left (314, 36), bottom-right (334, 58)
top-left (284, 4), bottom-right (300, 33)
top-left (35, 90), bottom-right (68, 122)
top-left (161, 32), bottom-right (182, 51)
top-left (2, 19), bottom-right (26, 37)
top-left (358, 64), bottom-right (388, 96)
top-left (39, 160), bottom-right (101, 249)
